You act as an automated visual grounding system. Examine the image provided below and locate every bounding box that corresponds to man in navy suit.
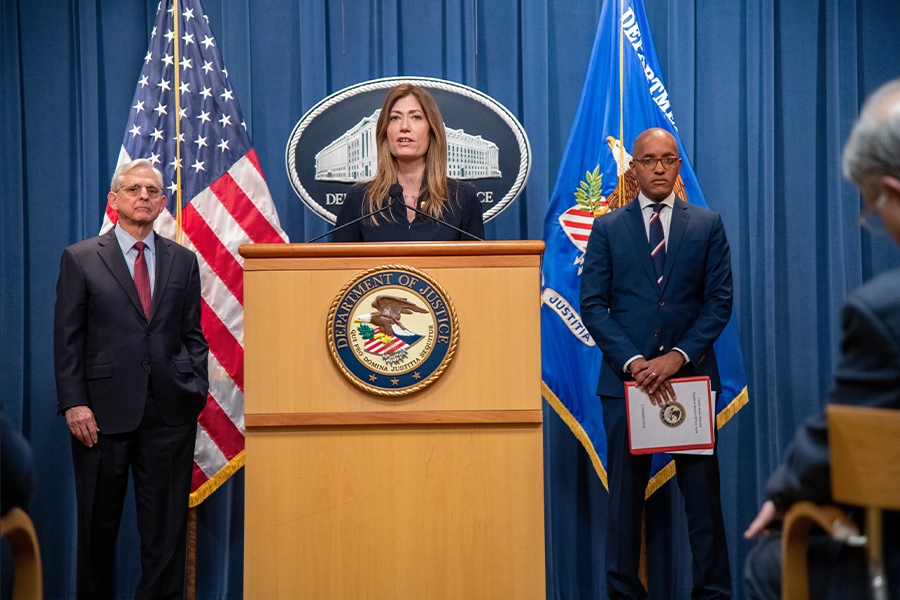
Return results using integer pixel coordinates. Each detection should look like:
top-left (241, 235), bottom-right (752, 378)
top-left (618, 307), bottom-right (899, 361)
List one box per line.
top-left (743, 79), bottom-right (900, 600)
top-left (54, 159), bottom-right (208, 599)
top-left (581, 128), bottom-right (734, 599)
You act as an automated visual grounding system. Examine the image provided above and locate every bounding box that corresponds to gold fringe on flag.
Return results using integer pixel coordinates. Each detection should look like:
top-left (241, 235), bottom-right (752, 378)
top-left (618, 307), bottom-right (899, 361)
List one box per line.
top-left (188, 451), bottom-right (246, 508)
top-left (544, 382), bottom-right (750, 497)
top-left (543, 381), bottom-right (609, 489)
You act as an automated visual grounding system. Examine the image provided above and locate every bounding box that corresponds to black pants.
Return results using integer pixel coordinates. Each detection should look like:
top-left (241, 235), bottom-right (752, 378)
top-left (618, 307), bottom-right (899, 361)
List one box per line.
top-left (744, 523), bottom-right (900, 600)
top-left (71, 388), bottom-right (196, 600)
top-left (602, 395), bottom-right (732, 600)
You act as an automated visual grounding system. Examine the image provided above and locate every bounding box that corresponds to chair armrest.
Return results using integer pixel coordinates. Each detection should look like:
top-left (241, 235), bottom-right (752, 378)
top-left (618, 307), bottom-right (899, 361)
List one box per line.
top-left (781, 501), bottom-right (860, 600)
top-left (0, 507), bottom-right (43, 600)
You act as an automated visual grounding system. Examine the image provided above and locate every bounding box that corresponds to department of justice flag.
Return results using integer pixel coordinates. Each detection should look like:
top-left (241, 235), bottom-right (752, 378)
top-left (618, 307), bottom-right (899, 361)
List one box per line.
top-left (102, 0), bottom-right (289, 505)
top-left (540, 0), bottom-right (748, 492)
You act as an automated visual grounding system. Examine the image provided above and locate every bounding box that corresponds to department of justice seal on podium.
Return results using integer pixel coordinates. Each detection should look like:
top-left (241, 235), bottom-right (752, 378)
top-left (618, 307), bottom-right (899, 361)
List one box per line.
top-left (327, 265), bottom-right (459, 396)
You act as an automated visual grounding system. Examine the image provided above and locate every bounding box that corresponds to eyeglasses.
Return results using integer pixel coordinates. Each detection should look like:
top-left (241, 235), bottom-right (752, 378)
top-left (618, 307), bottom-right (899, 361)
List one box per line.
top-left (118, 184), bottom-right (162, 199)
top-left (634, 156), bottom-right (680, 170)
top-left (859, 193), bottom-right (888, 235)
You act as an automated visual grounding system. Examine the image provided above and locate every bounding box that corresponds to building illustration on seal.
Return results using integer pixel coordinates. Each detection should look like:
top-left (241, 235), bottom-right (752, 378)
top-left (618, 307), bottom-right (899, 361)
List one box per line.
top-left (315, 109), bottom-right (501, 183)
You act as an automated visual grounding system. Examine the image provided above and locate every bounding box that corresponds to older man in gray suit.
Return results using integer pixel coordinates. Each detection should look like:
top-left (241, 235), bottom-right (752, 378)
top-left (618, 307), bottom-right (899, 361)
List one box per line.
top-left (55, 159), bottom-right (208, 599)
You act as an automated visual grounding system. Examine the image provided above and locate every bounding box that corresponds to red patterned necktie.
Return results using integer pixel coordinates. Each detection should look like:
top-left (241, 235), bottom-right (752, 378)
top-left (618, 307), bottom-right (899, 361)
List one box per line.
top-left (133, 241), bottom-right (151, 319)
top-left (649, 203), bottom-right (666, 285)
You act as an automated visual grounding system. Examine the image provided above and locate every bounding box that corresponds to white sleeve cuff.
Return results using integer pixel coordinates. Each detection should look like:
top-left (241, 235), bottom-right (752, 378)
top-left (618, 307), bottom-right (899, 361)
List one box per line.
top-left (623, 355), bottom-right (643, 374)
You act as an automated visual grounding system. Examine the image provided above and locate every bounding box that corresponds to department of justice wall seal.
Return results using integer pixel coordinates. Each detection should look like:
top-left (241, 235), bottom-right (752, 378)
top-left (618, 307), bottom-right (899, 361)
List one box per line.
top-left (660, 402), bottom-right (687, 428)
top-left (327, 265), bottom-right (459, 396)
top-left (286, 76), bottom-right (531, 225)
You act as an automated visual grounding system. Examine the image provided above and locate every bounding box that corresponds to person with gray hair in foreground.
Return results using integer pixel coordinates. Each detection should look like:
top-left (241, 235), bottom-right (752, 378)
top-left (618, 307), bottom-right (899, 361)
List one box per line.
top-left (55, 158), bottom-right (208, 599)
top-left (743, 78), bottom-right (900, 599)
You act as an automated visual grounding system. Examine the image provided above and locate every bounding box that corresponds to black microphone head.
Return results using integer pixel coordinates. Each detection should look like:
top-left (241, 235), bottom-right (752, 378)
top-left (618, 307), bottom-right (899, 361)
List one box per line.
top-left (388, 183), bottom-right (404, 199)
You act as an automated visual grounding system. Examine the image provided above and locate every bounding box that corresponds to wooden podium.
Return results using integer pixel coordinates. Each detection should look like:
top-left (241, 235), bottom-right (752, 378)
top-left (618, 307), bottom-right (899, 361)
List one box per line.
top-left (240, 241), bottom-right (545, 599)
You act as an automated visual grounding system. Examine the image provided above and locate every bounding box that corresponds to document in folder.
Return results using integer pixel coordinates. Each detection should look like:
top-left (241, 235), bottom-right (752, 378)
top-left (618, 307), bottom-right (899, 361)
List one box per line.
top-left (624, 376), bottom-right (715, 454)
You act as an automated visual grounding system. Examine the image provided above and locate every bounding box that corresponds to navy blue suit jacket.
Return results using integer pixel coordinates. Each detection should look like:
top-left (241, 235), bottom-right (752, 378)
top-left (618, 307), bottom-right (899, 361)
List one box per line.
top-left (766, 268), bottom-right (900, 509)
top-left (761, 267), bottom-right (900, 592)
top-left (54, 230), bottom-right (209, 435)
top-left (580, 197), bottom-right (733, 398)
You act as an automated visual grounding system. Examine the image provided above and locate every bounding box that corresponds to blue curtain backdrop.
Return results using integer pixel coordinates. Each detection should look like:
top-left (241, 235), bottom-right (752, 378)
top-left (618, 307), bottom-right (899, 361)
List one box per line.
top-left (1, 0), bottom-right (899, 598)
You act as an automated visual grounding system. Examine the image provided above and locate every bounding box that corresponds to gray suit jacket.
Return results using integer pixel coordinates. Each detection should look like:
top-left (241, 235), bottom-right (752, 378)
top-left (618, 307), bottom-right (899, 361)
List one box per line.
top-left (54, 230), bottom-right (208, 434)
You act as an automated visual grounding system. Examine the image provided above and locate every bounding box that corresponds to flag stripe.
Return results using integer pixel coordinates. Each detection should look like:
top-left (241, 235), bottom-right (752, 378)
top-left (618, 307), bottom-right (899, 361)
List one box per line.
top-left (560, 219), bottom-right (594, 231)
top-left (191, 461), bottom-right (210, 491)
top-left (184, 236), bottom-right (245, 346)
top-left (207, 352), bottom-right (244, 432)
top-left (194, 423), bottom-right (228, 479)
top-left (238, 150), bottom-right (288, 239)
top-left (183, 203), bottom-right (245, 304)
top-left (244, 147), bottom-right (265, 177)
top-left (210, 171), bottom-right (285, 243)
top-left (201, 297), bottom-right (245, 391)
top-left (198, 392), bottom-right (244, 460)
top-left (189, 190), bottom-right (251, 265)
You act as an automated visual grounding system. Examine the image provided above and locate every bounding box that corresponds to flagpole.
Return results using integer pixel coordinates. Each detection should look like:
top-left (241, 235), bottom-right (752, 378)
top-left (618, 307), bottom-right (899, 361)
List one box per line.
top-left (617, 0), bottom-right (625, 208)
top-left (619, 3), bottom-right (648, 585)
top-left (173, 0), bottom-right (184, 245)
top-left (170, 6), bottom-right (196, 596)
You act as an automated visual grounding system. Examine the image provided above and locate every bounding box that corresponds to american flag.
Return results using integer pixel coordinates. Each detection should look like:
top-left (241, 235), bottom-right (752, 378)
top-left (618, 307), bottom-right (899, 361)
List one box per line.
top-left (102, 0), bottom-right (288, 506)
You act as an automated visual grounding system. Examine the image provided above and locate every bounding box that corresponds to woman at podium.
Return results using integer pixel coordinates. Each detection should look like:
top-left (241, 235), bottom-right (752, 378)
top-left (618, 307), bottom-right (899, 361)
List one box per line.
top-left (332, 84), bottom-right (485, 242)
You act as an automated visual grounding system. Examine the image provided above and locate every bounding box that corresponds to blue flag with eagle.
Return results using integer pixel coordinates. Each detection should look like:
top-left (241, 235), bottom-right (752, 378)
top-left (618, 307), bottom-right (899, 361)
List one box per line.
top-left (541, 0), bottom-right (748, 493)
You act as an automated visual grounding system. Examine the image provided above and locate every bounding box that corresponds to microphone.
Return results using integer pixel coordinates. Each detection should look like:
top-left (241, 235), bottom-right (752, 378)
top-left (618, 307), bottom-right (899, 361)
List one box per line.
top-left (305, 186), bottom-right (402, 243)
top-left (388, 183), bottom-right (404, 201)
top-left (403, 200), bottom-right (485, 241)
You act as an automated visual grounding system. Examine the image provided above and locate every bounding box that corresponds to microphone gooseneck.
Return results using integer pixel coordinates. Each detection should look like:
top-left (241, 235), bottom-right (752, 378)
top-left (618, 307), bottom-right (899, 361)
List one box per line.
top-left (403, 202), bottom-right (484, 241)
top-left (306, 188), bottom-right (399, 243)
top-left (311, 182), bottom-right (483, 242)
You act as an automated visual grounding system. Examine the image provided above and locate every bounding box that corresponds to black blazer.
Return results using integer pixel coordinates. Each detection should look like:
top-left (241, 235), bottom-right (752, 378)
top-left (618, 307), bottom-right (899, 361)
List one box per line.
top-left (580, 198), bottom-right (733, 397)
top-left (766, 268), bottom-right (900, 508)
top-left (54, 230), bottom-right (208, 434)
top-left (332, 178), bottom-right (485, 242)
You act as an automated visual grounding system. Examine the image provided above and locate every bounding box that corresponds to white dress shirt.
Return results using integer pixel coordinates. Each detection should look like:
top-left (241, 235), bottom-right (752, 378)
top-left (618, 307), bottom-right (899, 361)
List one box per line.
top-left (622, 191), bottom-right (689, 373)
top-left (114, 224), bottom-right (156, 296)
top-left (638, 192), bottom-right (676, 247)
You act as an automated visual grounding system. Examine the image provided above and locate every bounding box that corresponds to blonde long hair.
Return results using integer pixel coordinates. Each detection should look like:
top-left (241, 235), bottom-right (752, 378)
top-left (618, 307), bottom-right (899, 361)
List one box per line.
top-left (364, 84), bottom-right (452, 220)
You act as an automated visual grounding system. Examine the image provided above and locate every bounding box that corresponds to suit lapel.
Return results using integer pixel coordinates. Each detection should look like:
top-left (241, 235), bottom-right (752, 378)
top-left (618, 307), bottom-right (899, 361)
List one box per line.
top-left (660, 198), bottom-right (690, 296)
top-left (623, 200), bottom-right (659, 291)
top-left (151, 232), bottom-right (174, 322)
top-left (97, 230), bottom-right (147, 320)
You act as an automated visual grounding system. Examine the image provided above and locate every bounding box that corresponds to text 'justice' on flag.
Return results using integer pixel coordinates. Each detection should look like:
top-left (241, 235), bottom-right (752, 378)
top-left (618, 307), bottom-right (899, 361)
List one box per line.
top-left (103, 0), bottom-right (289, 506)
top-left (540, 0), bottom-right (748, 494)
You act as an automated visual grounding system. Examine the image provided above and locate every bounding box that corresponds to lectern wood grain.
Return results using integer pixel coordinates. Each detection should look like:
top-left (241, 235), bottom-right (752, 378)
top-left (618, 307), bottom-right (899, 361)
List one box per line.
top-left (242, 242), bottom-right (545, 599)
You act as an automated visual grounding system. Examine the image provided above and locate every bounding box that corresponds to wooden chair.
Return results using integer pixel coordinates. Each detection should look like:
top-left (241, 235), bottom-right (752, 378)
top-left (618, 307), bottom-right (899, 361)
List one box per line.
top-left (0, 507), bottom-right (42, 600)
top-left (782, 404), bottom-right (900, 600)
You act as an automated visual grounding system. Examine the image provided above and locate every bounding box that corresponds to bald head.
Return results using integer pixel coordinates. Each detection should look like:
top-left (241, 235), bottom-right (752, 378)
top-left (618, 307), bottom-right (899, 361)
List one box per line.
top-left (631, 128), bottom-right (681, 201)
top-left (632, 128), bottom-right (677, 157)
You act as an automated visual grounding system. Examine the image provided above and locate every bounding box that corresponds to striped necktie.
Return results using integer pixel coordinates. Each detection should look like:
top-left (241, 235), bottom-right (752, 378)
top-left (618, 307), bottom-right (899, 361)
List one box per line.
top-left (649, 203), bottom-right (665, 285)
